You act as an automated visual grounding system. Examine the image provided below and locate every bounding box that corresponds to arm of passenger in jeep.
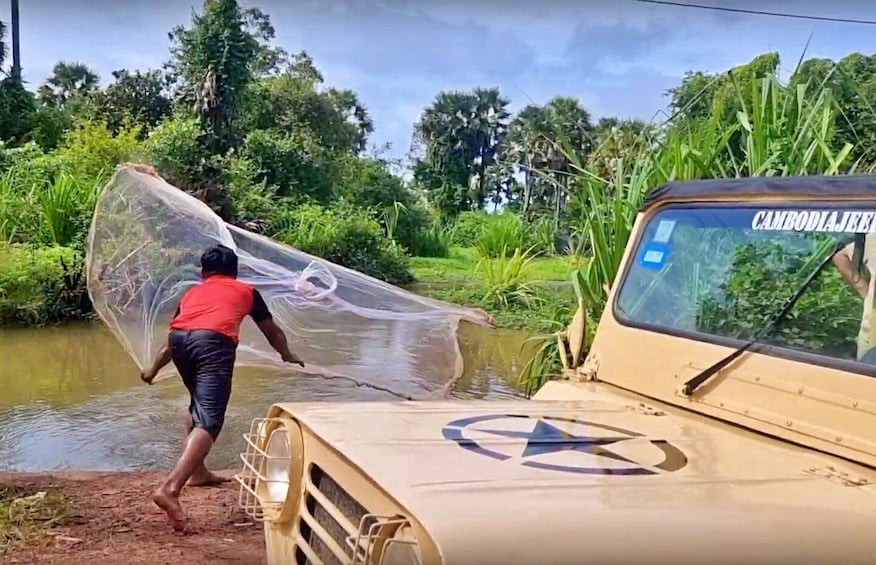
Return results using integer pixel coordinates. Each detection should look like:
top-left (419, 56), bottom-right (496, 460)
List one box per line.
top-left (832, 244), bottom-right (869, 299)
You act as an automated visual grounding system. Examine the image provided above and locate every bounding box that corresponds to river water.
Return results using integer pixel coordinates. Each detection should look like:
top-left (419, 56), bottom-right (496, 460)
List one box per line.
top-left (0, 321), bottom-right (531, 472)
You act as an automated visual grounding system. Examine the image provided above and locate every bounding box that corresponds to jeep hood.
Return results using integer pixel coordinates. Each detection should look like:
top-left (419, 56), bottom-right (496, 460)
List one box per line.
top-left (274, 393), bottom-right (876, 564)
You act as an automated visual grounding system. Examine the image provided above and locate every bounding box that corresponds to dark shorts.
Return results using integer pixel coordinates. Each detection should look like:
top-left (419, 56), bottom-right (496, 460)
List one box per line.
top-left (168, 329), bottom-right (236, 440)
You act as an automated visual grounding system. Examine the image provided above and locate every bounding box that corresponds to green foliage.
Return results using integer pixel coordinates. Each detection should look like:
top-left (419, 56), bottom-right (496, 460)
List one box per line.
top-left (167, 0), bottom-right (264, 153)
top-left (449, 211), bottom-right (546, 258)
top-left (53, 120), bottom-right (143, 179)
top-left (273, 204), bottom-right (413, 284)
top-left (698, 241), bottom-right (859, 358)
top-left (0, 164), bottom-right (105, 247)
top-left (144, 114), bottom-right (211, 188)
top-left (0, 77), bottom-right (35, 144)
top-left (450, 211), bottom-right (491, 246)
top-left (27, 103), bottom-right (72, 150)
top-left (475, 244), bottom-right (539, 308)
top-left (790, 52), bottom-right (876, 167)
top-left (0, 245), bottom-right (89, 325)
top-left (144, 114), bottom-right (238, 220)
top-left (404, 220), bottom-right (451, 258)
top-left (240, 128), bottom-right (335, 200)
top-left (413, 87), bottom-right (511, 215)
top-left (479, 212), bottom-right (534, 258)
top-left (515, 311), bottom-right (566, 398)
top-left (35, 173), bottom-right (104, 247)
top-left (36, 61), bottom-right (100, 111)
top-left (245, 53), bottom-right (373, 155)
top-left (338, 156), bottom-right (412, 209)
top-left (86, 68), bottom-right (173, 136)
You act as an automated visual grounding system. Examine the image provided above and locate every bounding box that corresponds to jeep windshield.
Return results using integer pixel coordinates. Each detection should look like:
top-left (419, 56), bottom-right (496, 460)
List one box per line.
top-left (615, 203), bottom-right (876, 371)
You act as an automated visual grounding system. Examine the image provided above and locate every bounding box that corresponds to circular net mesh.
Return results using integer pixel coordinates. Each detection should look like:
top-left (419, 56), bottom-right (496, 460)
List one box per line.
top-left (85, 166), bottom-right (494, 399)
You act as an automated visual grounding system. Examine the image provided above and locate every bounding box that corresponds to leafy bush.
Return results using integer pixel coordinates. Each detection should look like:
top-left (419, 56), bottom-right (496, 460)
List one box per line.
top-left (145, 114), bottom-right (214, 189)
top-left (223, 155), bottom-right (280, 227)
top-left (386, 203), bottom-right (450, 258)
top-left (54, 120), bottom-right (143, 179)
top-left (405, 222), bottom-right (451, 258)
top-left (240, 129), bottom-right (336, 201)
top-left (337, 156), bottom-right (413, 209)
top-left (272, 203), bottom-right (413, 284)
top-left (0, 245), bottom-right (90, 325)
top-left (451, 211), bottom-right (491, 246)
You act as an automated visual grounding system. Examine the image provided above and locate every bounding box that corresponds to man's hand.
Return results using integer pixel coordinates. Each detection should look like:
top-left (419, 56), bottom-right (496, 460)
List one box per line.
top-left (140, 368), bottom-right (157, 385)
top-left (140, 344), bottom-right (171, 386)
top-left (856, 279), bottom-right (870, 299)
top-left (281, 351), bottom-right (305, 367)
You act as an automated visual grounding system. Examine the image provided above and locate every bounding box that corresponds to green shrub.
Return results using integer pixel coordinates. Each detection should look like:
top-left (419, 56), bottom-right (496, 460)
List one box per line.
top-left (272, 203), bottom-right (413, 284)
top-left (451, 211), bottom-right (490, 246)
top-left (145, 115), bottom-right (214, 189)
top-left (240, 129), bottom-right (336, 201)
top-left (388, 204), bottom-right (450, 258)
top-left (406, 222), bottom-right (451, 258)
top-left (0, 245), bottom-right (90, 325)
top-left (54, 119), bottom-right (143, 179)
top-left (223, 156), bottom-right (281, 227)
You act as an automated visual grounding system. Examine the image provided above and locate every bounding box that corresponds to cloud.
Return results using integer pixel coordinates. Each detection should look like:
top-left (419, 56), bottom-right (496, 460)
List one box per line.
top-left (272, 0), bottom-right (539, 84)
top-left (3, 0), bottom-right (875, 162)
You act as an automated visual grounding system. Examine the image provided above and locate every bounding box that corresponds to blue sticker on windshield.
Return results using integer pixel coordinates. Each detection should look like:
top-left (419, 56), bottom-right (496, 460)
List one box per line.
top-left (639, 242), bottom-right (670, 269)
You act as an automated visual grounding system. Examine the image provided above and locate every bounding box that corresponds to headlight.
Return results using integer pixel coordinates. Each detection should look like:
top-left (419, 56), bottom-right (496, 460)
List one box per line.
top-left (262, 427), bottom-right (292, 505)
top-left (237, 416), bottom-right (303, 523)
top-left (380, 525), bottom-right (422, 565)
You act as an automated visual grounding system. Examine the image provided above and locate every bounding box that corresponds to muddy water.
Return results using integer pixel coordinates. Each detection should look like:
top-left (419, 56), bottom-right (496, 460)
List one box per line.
top-left (0, 321), bottom-right (531, 472)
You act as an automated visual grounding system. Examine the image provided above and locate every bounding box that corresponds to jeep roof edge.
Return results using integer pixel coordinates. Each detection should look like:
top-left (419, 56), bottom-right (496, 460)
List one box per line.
top-left (568, 173), bottom-right (876, 469)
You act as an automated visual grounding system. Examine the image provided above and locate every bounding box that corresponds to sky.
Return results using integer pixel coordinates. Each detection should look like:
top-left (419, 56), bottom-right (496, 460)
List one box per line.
top-left (2, 0), bottom-right (874, 163)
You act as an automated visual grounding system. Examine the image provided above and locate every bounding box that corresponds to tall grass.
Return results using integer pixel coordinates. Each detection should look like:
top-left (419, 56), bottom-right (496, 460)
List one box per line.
top-left (478, 212), bottom-right (533, 258)
top-left (36, 173), bottom-right (105, 246)
top-left (475, 244), bottom-right (540, 308)
top-left (0, 166), bottom-right (103, 247)
top-left (519, 73), bottom-right (871, 393)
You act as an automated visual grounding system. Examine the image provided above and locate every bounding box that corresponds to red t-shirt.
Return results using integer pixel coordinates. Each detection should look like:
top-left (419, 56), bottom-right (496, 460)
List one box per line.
top-left (169, 275), bottom-right (272, 343)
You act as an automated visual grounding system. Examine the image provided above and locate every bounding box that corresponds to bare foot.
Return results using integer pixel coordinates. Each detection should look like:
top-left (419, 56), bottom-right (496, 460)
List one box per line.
top-left (187, 471), bottom-right (231, 487)
top-left (152, 487), bottom-right (188, 532)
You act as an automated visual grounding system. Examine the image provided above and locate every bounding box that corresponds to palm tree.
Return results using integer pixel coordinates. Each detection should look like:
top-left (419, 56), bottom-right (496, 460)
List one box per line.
top-left (10, 0), bottom-right (19, 80)
top-left (36, 61), bottom-right (100, 106)
top-left (469, 87), bottom-right (510, 203)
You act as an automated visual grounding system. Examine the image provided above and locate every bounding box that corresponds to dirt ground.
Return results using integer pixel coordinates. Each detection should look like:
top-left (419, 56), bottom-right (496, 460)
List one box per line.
top-left (0, 470), bottom-right (265, 564)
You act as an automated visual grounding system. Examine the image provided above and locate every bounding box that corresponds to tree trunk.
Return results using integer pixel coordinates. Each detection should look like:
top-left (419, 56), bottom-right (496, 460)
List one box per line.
top-left (10, 0), bottom-right (20, 80)
top-left (521, 157), bottom-right (532, 216)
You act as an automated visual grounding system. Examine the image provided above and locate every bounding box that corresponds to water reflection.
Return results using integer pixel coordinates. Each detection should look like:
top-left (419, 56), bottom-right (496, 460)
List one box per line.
top-left (0, 321), bottom-right (530, 471)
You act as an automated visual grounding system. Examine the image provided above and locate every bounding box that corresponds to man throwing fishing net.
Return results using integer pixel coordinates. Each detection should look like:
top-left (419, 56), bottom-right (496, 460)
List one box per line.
top-left (140, 243), bottom-right (305, 531)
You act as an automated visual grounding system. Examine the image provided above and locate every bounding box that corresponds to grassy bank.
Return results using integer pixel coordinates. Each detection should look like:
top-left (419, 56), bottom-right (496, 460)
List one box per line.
top-left (411, 246), bottom-right (581, 332)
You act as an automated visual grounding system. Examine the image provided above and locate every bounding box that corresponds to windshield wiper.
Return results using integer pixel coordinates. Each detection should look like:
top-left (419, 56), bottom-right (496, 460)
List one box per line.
top-left (682, 238), bottom-right (849, 396)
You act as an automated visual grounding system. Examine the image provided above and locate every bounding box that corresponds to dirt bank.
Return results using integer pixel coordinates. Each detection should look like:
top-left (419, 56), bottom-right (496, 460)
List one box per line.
top-left (0, 470), bottom-right (265, 564)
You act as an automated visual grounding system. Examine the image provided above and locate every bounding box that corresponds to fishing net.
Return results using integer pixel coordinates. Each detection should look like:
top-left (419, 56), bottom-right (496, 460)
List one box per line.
top-left (85, 165), bottom-right (494, 400)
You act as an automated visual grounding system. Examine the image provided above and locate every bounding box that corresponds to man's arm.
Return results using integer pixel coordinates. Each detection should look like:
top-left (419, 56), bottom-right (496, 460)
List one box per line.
top-left (140, 305), bottom-right (180, 385)
top-left (141, 343), bottom-right (172, 385)
top-left (251, 290), bottom-right (304, 367)
top-left (833, 243), bottom-right (869, 299)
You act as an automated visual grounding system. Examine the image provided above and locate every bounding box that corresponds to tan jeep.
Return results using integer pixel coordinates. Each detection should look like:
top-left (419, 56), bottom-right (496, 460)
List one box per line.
top-left (236, 175), bottom-right (876, 565)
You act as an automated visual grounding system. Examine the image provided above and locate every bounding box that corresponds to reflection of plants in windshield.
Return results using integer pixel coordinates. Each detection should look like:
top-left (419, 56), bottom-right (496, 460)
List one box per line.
top-left (621, 226), bottom-right (736, 329)
top-left (697, 239), bottom-right (860, 358)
